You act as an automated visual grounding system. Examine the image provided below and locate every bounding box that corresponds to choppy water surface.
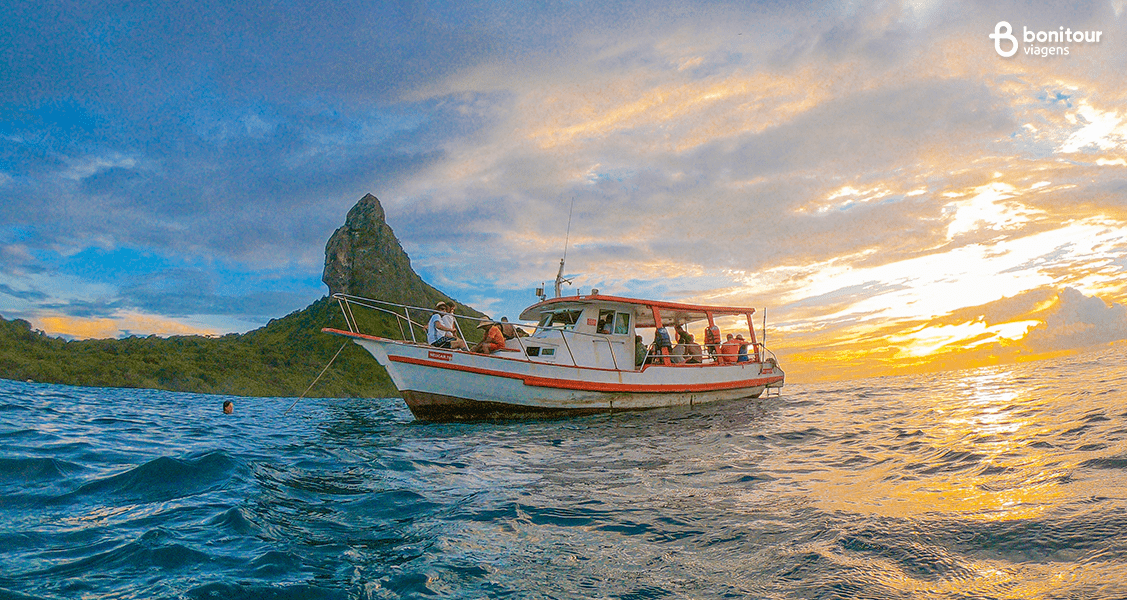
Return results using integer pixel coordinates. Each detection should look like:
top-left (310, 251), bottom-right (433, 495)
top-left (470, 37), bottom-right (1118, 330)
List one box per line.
top-left (2, 346), bottom-right (1126, 599)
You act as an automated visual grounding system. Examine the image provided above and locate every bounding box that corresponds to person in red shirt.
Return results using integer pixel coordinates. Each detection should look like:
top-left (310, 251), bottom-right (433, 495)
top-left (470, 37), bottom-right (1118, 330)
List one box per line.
top-left (472, 320), bottom-right (506, 354)
top-left (719, 334), bottom-right (741, 364)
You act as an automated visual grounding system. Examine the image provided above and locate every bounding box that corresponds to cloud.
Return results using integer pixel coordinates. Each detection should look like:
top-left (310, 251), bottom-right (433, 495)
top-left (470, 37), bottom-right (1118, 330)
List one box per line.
top-left (938, 286), bottom-right (1057, 326)
top-left (0, 283), bottom-right (46, 302)
top-left (0, 1), bottom-right (505, 107)
top-left (1025, 287), bottom-right (1127, 351)
top-left (777, 285), bottom-right (1122, 383)
top-left (0, 244), bottom-right (322, 336)
top-left (388, 74), bottom-right (1020, 292)
top-left (118, 269), bottom-right (313, 321)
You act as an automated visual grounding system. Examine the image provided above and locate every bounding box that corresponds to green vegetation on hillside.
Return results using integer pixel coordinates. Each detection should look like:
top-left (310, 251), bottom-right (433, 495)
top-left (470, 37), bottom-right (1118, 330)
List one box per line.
top-left (0, 297), bottom-right (485, 398)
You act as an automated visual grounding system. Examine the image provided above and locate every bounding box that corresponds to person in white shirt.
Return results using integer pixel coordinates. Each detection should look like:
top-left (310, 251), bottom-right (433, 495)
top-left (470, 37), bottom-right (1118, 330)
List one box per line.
top-left (427, 302), bottom-right (466, 349)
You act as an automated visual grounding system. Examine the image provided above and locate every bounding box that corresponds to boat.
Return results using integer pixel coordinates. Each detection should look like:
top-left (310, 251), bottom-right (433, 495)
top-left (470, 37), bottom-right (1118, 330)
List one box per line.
top-left (322, 286), bottom-right (785, 421)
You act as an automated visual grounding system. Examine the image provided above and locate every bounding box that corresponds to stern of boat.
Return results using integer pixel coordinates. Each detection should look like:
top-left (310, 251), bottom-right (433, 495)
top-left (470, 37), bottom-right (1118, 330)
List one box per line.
top-left (759, 350), bottom-right (784, 391)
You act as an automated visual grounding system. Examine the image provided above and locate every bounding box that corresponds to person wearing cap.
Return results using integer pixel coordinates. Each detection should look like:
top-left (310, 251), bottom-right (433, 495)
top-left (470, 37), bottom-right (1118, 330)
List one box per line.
top-left (471, 319), bottom-right (505, 354)
top-left (736, 334), bottom-right (751, 363)
top-left (427, 302), bottom-right (466, 350)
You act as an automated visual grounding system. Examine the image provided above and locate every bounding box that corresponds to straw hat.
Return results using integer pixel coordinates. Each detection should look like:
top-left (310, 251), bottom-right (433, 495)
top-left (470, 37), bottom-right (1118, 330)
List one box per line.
top-left (476, 320), bottom-right (496, 329)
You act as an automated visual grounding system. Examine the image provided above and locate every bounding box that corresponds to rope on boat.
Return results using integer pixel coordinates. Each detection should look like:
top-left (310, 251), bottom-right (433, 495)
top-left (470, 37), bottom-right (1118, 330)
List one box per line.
top-left (283, 341), bottom-right (349, 416)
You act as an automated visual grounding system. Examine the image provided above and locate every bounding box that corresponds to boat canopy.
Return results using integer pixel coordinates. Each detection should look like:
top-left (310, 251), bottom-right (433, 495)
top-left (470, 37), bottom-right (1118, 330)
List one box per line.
top-left (519, 293), bottom-right (756, 328)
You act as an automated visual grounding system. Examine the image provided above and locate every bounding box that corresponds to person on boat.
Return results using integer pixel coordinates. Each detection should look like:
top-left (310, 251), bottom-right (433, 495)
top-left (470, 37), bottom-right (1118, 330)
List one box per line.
top-left (670, 343), bottom-right (687, 364)
top-left (499, 317), bottom-right (527, 339)
top-left (651, 326), bottom-right (673, 364)
top-left (719, 334), bottom-right (741, 364)
top-left (598, 313), bottom-right (614, 334)
top-left (428, 302), bottom-right (467, 350)
top-left (704, 324), bottom-right (721, 360)
top-left (634, 335), bottom-right (647, 368)
top-left (736, 334), bottom-right (751, 363)
top-left (670, 332), bottom-right (700, 364)
top-left (471, 320), bottom-right (506, 354)
top-left (441, 303), bottom-right (469, 349)
top-left (683, 334), bottom-right (703, 364)
top-left (674, 324), bottom-right (692, 345)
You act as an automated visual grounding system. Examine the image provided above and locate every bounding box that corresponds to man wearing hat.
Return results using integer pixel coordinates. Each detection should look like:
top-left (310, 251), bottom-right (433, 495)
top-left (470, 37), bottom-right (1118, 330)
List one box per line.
top-left (427, 302), bottom-right (467, 350)
top-left (736, 334), bottom-right (751, 363)
top-left (471, 319), bottom-right (505, 354)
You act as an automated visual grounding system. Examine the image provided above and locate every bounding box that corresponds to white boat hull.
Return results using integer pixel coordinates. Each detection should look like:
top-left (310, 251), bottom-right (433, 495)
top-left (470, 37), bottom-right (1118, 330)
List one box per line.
top-left (329, 330), bottom-right (784, 420)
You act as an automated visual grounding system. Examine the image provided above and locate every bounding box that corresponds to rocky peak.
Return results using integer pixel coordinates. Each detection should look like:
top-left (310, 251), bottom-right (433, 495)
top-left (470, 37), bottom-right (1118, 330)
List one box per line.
top-left (344, 193), bottom-right (385, 229)
top-left (322, 194), bottom-right (462, 311)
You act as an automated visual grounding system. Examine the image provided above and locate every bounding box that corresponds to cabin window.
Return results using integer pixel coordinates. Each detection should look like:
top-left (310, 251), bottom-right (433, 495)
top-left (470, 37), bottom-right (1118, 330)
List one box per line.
top-left (614, 312), bottom-right (631, 335)
top-left (541, 347), bottom-right (556, 356)
top-left (526, 346), bottom-right (540, 357)
top-left (538, 309), bottom-right (583, 330)
top-left (597, 310), bottom-right (615, 334)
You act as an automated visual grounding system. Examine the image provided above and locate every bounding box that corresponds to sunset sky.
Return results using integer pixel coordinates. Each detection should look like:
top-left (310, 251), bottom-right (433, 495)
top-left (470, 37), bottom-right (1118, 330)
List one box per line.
top-left (3, 0), bottom-right (1127, 382)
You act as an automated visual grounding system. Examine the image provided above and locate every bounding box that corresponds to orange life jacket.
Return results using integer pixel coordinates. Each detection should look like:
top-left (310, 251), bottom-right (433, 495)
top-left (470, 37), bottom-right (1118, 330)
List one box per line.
top-left (719, 339), bottom-right (740, 364)
top-left (704, 325), bottom-right (721, 347)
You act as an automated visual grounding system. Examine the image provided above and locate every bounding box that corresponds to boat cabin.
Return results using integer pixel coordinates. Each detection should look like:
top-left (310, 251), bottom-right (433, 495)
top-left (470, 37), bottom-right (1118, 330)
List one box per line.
top-left (514, 293), bottom-right (761, 371)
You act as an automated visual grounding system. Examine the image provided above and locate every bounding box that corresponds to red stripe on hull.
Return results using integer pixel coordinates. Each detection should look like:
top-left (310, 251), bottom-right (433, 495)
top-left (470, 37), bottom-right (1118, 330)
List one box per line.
top-left (521, 375), bottom-right (781, 392)
top-left (388, 355), bottom-right (782, 393)
top-left (390, 355), bottom-right (526, 380)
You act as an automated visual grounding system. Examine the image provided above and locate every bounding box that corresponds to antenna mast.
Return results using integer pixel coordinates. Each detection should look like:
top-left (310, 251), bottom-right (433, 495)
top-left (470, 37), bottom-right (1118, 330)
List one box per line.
top-left (554, 197), bottom-right (576, 298)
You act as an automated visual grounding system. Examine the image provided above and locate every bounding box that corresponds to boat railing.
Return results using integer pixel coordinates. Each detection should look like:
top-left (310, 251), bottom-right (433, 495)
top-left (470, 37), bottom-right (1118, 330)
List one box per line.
top-left (333, 293), bottom-right (635, 369)
top-left (332, 293), bottom-right (435, 343)
top-left (333, 293), bottom-right (519, 346)
top-left (332, 293), bottom-right (779, 375)
top-left (332, 293), bottom-right (560, 363)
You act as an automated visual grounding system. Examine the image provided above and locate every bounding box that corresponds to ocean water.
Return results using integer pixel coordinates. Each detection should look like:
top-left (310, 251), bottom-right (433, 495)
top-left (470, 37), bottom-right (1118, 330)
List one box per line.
top-left (1, 346), bottom-right (1126, 600)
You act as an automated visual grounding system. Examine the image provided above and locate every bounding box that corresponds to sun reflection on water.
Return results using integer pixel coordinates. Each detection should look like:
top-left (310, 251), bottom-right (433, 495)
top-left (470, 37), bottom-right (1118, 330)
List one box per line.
top-left (765, 354), bottom-right (1127, 598)
top-left (792, 367), bottom-right (1080, 523)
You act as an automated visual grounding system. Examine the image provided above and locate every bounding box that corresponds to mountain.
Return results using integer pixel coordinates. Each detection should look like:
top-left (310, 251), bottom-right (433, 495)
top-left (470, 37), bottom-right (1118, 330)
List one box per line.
top-left (0, 194), bottom-right (483, 398)
top-left (323, 193), bottom-right (454, 308)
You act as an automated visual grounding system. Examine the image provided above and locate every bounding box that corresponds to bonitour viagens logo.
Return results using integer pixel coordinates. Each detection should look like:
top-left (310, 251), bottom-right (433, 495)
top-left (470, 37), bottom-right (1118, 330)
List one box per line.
top-left (990, 21), bottom-right (1104, 57)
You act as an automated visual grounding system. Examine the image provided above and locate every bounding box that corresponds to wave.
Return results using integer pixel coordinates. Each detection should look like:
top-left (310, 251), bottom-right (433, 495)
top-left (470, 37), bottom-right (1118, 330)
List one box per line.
top-left (58, 450), bottom-right (237, 505)
top-left (1080, 456), bottom-right (1127, 470)
top-left (0, 586), bottom-right (50, 600)
top-left (2, 359), bottom-right (1127, 599)
top-left (28, 528), bottom-right (213, 580)
top-left (186, 581), bottom-right (346, 600)
top-left (0, 457), bottom-right (84, 483)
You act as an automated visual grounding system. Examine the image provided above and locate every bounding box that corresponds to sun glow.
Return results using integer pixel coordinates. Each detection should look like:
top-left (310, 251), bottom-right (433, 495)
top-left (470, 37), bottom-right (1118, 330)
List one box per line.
top-left (38, 314), bottom-right (219, 339)
top-left (765, 199), bottom-right (1127, 382)
top-left (889, 320), bottom-right (1039, 357)
top-left (1059, 102), bottom-right (1127, 153)
top-left (945, 183), bottom-right (1042, 240)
